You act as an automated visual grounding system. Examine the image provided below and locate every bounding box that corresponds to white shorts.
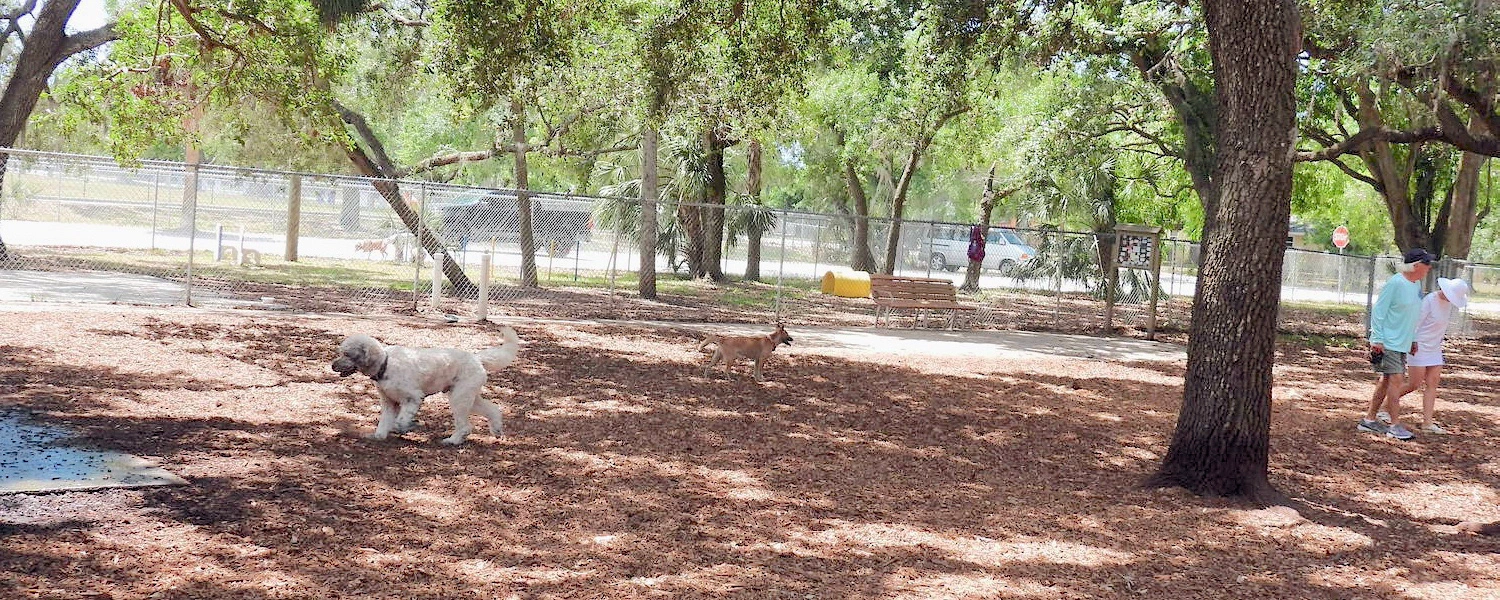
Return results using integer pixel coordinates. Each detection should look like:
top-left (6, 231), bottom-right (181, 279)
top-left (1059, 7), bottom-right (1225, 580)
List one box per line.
top-left (1407, 348), bottom-right (1444, 367)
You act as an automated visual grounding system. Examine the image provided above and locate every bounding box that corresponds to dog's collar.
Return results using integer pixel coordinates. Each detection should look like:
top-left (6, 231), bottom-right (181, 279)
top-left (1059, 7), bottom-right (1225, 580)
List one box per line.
top-left (372, 356), bottom-right (389, 381)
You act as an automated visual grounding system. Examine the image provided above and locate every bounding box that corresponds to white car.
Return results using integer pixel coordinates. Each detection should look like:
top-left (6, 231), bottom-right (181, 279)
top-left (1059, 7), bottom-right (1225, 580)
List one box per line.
top-left (925, 225), bottom-right (1037, 273)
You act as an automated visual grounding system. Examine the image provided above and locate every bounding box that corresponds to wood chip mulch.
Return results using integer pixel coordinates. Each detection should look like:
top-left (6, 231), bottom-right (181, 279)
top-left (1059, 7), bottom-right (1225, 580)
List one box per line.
top-left (1, 306), bottom-right (1497, 599)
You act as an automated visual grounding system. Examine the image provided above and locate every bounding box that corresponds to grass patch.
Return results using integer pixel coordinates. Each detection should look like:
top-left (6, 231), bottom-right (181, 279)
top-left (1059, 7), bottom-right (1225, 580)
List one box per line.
top-left (17, 247), bottom-right (826, 305)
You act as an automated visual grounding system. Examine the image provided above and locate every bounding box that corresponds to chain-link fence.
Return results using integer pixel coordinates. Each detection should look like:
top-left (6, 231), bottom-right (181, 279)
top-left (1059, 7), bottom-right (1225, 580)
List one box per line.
top-left (0, 149), bottom-right (1493, 338)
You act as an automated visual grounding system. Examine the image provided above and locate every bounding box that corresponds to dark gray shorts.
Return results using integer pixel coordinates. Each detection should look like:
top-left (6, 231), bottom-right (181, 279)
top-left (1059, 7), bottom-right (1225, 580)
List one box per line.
top-left (1373, 349), bottom-right (1407, 375)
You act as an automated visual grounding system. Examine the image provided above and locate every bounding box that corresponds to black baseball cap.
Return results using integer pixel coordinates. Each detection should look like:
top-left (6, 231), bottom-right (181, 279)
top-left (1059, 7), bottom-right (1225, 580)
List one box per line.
top-left (1402, 248), bottom-right (1436, 264)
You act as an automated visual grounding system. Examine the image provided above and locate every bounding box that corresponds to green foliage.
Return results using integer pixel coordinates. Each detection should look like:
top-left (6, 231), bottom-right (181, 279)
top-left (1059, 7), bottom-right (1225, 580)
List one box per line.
top-left (431, 0), bottom-right (578, 106)
top-left (49, 0), bottom-right (352, 160)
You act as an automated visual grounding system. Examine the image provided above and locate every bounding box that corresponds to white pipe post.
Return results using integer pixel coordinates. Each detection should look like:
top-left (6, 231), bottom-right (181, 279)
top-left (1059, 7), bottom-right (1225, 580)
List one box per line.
top-left (237, 225), bottom-right (246, 266)
top-left (214, 224), bottom-right (224, 261)
top-left (431, 252), bottom-right (444, 310)
top-left (476, 252), bottom-right (492, 322)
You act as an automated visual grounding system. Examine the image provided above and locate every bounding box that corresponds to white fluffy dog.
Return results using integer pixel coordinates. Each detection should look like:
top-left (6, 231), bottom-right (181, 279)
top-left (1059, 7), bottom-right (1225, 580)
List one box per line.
top-left (331, 326), bottom-right (521, 445)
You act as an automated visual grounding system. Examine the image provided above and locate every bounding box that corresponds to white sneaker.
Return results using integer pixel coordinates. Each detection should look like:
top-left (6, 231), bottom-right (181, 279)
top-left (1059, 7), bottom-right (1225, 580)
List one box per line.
top-left (1422, 423), bottom-right (1448, 435)
top-left (1377, 411), bottom-right (1391, 424)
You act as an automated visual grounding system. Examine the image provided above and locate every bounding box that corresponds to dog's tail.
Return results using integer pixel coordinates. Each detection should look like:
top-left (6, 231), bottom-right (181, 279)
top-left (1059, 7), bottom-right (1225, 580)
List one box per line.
top-left (479, 325), bottom-right (521, 374)
top-left (697, 334), bottom-right (720, 352)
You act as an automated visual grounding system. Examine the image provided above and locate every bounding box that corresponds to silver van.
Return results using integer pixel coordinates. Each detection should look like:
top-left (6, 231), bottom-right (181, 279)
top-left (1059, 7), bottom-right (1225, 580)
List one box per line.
top-left (925, 225), bottom-right (1036, 273)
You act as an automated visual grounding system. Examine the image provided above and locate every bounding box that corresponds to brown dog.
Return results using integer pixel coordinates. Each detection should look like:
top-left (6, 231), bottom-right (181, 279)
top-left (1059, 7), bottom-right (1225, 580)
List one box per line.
top-left (699, 324), bottom-right (794, 382)
top-left (355, 238), bottom-right (389, 259)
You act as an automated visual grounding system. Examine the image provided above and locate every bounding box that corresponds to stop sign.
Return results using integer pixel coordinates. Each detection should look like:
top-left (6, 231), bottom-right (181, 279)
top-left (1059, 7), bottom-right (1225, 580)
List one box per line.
top-left (1332, 225), bottom-right (1350, 249)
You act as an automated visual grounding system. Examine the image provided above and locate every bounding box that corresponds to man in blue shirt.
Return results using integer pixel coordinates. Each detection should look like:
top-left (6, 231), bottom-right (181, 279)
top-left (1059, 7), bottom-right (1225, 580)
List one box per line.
top-left (1360, 247), bottom-right (1435, 440)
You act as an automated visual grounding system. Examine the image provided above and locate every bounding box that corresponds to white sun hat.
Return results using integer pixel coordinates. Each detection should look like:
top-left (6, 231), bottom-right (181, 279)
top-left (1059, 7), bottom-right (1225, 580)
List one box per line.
top-left (1437, 278), bottom-right (1471, 309)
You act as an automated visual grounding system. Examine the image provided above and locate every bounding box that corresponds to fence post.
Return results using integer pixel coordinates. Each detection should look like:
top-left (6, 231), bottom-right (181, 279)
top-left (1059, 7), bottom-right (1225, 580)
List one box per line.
top-left (184, 160), bottom-right (199, 307)
top-left (774, 209), bottom-right (788, 321)
top-left (811, 219), bottom-right (822, 278)
top-left (214, 224), bottom-right (224, 262)
top-left (413, 182), bottom-right (427, 310)
top-left (1364, 256), bottom-right (1376, 339)
top-left (150, 171), bottom-right (160, 250)
top-left (1336, 248), bottom-right (1345, 304)
top-left (1103, 233), bottom-right (1117, 334)
top-left (1148, 233), bottom-right (1163, 340)
top-left (285, 175), bottom-right (301, 262)
top-left (925, 233), bottom-right (933, 278)
top-left (476, 252), bottom-right (491, 322)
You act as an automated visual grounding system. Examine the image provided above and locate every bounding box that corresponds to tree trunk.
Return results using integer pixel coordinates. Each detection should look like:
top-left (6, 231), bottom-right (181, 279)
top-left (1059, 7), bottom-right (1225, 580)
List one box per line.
top-left (833, 126), bottom-right (878, 272)
top-left (703, 126), bottom-right (730, 282)
top-left (0, 0), bottom-right (116, 261)
top-left (1351, 81), bottom-right (1426, 252)
top-left (512, 96), bottom-right (539, 288)
top-left (639, 126), bottom-right (659, 299)
top-left (1446, 123), bottom-right (1488, 259)
top-left (334, 102), bottom-right (476, 295)
top-left (340, 141), bottom-right (475, 296)
top-left (1131, 47), bottom-right (1220, 243)
top-left (882, 143), bottom-right (923, 275)
top-left (881, 109), bottom-right (963, 275)
top-left (678, 195), bottom-right (706, 277)
top-left (961, 166), bottom-right (998, 292)
top-left (745, 138), bottom-right (764, 282)
top-left (1148, 0), bottom-right (1299, 505)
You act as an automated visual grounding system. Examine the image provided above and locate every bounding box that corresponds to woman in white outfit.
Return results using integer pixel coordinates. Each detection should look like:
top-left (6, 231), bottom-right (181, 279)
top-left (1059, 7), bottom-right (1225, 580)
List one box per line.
top-left (1399, 277), bottom-right (1471, 434)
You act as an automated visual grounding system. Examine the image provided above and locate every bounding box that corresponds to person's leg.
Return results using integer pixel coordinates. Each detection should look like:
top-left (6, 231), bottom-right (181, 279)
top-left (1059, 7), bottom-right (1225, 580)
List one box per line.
top-left (1397, 367), bottom-right (1423, 398)
top-left (1366, 375), bottom-right (1392, 421)
top-left (1384, 370), bottom-right (1409, 427)
top-left (1422, 366), bottom-right (1443, 426)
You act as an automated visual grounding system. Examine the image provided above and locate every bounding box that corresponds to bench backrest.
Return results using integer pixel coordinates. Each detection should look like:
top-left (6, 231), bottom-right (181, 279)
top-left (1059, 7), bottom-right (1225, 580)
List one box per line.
top-left (868, 274), bottom-right (958, 302)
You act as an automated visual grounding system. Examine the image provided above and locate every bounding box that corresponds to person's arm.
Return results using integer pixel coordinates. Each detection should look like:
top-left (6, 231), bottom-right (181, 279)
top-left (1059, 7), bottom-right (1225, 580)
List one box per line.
top-left (1369, 283), bottom-right (1396, 351)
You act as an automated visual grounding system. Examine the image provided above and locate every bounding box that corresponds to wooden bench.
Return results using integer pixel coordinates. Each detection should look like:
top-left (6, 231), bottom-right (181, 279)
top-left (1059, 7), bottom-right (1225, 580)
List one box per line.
top-left (868, 274), bottom-right (976, 329)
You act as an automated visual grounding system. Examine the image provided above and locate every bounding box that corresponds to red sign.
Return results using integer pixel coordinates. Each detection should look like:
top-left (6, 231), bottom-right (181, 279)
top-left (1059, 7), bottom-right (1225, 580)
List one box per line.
top-left (1332, 226), bottom-right (1350, 249)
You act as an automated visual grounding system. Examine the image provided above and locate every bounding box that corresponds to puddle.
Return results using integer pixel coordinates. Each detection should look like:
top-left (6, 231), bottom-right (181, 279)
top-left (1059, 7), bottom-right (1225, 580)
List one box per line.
top-left (0, 410), bottom-right (187, 494)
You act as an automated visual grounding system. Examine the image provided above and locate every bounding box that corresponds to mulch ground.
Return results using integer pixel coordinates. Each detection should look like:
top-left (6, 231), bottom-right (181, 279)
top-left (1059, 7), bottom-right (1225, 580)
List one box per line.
top-left (1, 303), bottom-right (1498, 599)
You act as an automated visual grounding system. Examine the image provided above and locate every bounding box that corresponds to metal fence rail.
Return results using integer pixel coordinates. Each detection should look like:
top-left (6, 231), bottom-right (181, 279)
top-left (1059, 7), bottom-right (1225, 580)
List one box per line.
top-left (0, 149), bottom-right (1492, 337)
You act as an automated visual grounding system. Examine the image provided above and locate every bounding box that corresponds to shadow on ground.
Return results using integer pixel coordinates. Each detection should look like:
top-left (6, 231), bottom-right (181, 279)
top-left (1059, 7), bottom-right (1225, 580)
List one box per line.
top-left (1, 316), bottom-right (1496, 599)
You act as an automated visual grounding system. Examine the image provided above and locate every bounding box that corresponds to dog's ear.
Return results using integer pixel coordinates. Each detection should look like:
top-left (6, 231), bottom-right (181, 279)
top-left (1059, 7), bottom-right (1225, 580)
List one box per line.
top-left (341, 335), bottom-right (382, 369)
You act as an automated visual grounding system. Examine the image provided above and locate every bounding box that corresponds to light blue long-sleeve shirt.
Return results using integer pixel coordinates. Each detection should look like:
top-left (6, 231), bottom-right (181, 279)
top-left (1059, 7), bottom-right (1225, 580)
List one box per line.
top-left (1370, 273), bottom-right (1423, 351)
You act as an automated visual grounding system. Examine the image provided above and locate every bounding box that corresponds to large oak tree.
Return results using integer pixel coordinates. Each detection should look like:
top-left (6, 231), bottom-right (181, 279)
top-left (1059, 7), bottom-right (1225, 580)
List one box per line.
top-left (1146, 0), bottom-right (1300, 503)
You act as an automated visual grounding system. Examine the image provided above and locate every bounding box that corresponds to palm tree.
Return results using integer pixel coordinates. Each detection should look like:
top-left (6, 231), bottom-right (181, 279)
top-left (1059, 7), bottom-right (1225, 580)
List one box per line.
top-left (724, 193), bottom-right (779, 281)
top-left (594, 134), bottom-right (712, 276)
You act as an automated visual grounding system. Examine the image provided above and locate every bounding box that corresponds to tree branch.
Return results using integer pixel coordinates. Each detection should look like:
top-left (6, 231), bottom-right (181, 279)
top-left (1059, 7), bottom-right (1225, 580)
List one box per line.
top-left (214, 8), bottom-right (277, 36)
top-left (1294, 126), bottom-right (1446, 161)
top-left (167, 0), bottom-right (244, 59)
top-left (1434, 100), bottom-right (1500, 157)
top-left (333, 99), bottom-right (399, 177)
top-left (400, 149), bottom-right (497, 178)
top-left (56, 23), bottom-right (118, 60)
top-left (368, 3), bottom-right (430, 27)
top-left (545, 140), bottom-right (640, 159)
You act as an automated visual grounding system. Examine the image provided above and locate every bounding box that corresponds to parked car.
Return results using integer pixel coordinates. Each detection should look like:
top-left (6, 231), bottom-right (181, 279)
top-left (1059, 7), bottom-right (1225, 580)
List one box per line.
top-left (439, 193), bottom-right (591, 256)
top-left (924, 224), bottom-right (1037, 273)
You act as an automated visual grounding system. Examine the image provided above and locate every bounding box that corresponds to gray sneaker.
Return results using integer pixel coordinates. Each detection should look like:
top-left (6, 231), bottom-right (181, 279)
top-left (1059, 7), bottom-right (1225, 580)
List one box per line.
top-left (1377, 411), bottom-right (1392, 424)
top-left (1422, 423), bottom-right (1448, 435)
top-left (1358, 419), bottom-right (1388, 434)
top-left (1386, 424), bottom-right (1415, 440)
